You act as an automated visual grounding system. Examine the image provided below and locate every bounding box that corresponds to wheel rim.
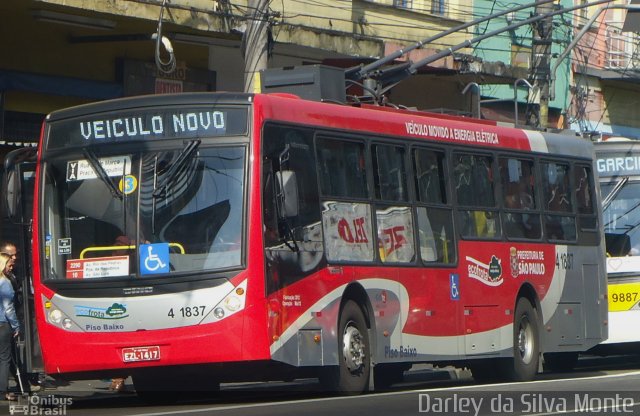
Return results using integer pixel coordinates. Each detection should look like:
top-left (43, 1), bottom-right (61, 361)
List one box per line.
top-left (517, 316), bottom-right (534, 364)
top-left (342, 321), bottom-right (365, 373)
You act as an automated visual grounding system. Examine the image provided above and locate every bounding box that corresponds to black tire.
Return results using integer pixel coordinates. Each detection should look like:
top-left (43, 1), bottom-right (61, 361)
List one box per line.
top-left (502, 297), bottom-right (540, 381)
top-left (319, 300), bottom-right (370, 395)
top-left (543, 352), bottom-right (579, 373)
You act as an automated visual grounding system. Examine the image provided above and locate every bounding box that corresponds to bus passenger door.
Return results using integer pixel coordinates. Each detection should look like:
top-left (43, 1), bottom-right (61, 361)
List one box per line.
top-left (2, 151), bottom-right (42, 374)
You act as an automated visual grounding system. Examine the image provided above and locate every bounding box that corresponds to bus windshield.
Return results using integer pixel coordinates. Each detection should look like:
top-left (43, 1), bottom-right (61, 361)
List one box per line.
top-left (602, 180), bottom-right (640, 257)
top-left (42, 145), bottom-right (246, 280)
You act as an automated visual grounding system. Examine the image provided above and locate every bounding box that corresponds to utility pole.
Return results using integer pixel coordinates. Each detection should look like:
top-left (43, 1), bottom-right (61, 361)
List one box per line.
top-left (241, 0), bottom-right (271, 93)
top-left (528, 1), bottom-right (555, 129)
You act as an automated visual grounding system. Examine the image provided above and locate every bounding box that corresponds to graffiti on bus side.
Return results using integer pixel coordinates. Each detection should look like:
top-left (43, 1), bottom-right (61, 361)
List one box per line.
top-left (322, 202), bottom-right (375, 262)
top-left (322, 202), bottom-right (415, 263)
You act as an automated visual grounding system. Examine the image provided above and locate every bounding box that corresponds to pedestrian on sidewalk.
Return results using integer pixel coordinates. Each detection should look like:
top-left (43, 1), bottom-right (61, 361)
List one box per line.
top-left (0, 252), bottom-right (20, 401)
top-left (0, 241), bottom-right (41, 393)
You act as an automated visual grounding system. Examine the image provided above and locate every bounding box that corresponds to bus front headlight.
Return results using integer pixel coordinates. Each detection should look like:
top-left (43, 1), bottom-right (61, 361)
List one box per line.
top-left (48, 309), bottom-right (63, 324)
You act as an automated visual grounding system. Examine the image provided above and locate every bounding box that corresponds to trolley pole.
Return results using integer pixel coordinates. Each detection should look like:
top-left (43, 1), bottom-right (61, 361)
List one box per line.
top-left (529, 2), bottom-right (555, 129)
top-left (242, 0), bottom-right (270, 93)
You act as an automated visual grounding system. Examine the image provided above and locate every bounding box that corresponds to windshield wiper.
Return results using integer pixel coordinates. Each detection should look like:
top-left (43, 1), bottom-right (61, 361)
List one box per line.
top-left (152, 139), bottom-right (201, 198)
top-left (602, 176), bottom-right (629, 211)
top-left (82, 149), bottom-right (122, 200)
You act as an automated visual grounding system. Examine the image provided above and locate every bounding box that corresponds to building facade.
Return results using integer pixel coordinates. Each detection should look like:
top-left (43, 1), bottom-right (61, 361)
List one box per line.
top-left (470, 0), bottom-right (574, 129)
top-left (1, 0), bottom-right (481, 147)
top-left (570, 0), bottom-right (640, 139)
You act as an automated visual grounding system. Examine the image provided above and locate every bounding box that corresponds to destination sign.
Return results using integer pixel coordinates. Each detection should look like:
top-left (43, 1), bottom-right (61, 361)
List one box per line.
top-left (47, 106), bottom-right (248, 149)
top-left (66, 156), bottom-right (131, 182)
top-left (596, 153), bottom-right (640, 177)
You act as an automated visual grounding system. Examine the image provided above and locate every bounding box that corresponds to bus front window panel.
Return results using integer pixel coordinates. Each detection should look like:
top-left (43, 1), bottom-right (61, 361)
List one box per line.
top-left (602, 182), bottom-right (640, 256)
top-left (43, 154), bottom-right (140, 280)
top-left (376, 206), bottom-right (415, 263)
top-left (140, 146), bottom-right (246, 274)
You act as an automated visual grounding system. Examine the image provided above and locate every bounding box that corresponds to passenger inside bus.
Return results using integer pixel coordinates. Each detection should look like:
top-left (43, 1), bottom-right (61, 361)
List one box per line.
top-left (543, 162), bottom-right (574, 240)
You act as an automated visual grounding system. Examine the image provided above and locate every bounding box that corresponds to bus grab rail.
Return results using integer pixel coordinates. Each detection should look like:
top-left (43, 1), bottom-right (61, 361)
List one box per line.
top-left (80, 243), bottom-right (185, 259)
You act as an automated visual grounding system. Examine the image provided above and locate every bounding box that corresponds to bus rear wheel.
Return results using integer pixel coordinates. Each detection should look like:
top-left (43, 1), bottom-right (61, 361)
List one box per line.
top-left (320, 300), bottom-right (370, 394)
top-left (502, 297), bottom-right (540, 381)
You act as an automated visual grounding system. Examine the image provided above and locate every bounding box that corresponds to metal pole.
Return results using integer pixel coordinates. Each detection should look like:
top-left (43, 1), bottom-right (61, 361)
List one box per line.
top-left (514, 78), bottom-right (533, 126)
top-left (531, 1), bottom-right (554, 129)
top-left (242, 0), bottom-right (270, 93)
top-left (461, 82), bottom-right (481, 118)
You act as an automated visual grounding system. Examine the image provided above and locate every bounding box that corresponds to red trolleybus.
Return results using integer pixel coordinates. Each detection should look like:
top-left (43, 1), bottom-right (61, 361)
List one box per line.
top-left (10, 91), bottom-right (607, 395)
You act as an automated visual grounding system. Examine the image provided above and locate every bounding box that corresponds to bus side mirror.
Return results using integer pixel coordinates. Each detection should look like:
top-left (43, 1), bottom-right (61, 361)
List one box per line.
top-left (275, 170), bottom-right (299, 218)
top-left (2, 168), bottom-right (21, 222)
top-left (2, 147), bottom-right (37, 223)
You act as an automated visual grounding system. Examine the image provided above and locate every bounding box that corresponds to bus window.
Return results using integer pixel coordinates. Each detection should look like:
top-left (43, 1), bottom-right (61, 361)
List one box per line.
top-left (372, 144), bottom-right (407, 202)
top-left (542, 161), bottom-right (576, 241)
top-left (414, 148), bottom-right (446, 204)
top-left (322, 201), bottom-right (374, 263)
top-left (413, 148), bottom-right (455, 264)
top-left (262, 125), bottom-right (323, 292)
top-left (574, 165), bottom-right (599, 245)
top-left (317, 138), bottom-right (368, 199)
top-left (140, 147), bottom-right (246, 271)
top-left (372, 144), bottom-right (414, 263)
top-left (453, 153), bottom-right (499, 239)
top-left (499, 157), bottom-right (541, 240)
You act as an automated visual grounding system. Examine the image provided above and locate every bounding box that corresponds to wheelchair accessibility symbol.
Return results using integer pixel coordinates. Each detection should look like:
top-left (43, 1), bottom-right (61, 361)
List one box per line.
top-left (140, 243), bottom-right (170, 275)
top-left (450, 274), bottom-right (460, 300)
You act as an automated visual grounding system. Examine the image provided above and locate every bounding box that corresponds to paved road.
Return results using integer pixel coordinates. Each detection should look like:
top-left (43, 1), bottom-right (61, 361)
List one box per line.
top-left (3, 355), bottom-right (640, 415)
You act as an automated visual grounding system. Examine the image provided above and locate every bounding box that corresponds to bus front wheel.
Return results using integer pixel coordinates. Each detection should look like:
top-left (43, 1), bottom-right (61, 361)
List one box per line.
top-left (320, 300), bottom-right (370, 394)
top-left (503, 297), bottom-right (540, 381)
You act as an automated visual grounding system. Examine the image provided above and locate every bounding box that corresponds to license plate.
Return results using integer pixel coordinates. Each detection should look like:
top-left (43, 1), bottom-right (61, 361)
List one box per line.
top-left (122, 346), bottom-right (161, 363)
